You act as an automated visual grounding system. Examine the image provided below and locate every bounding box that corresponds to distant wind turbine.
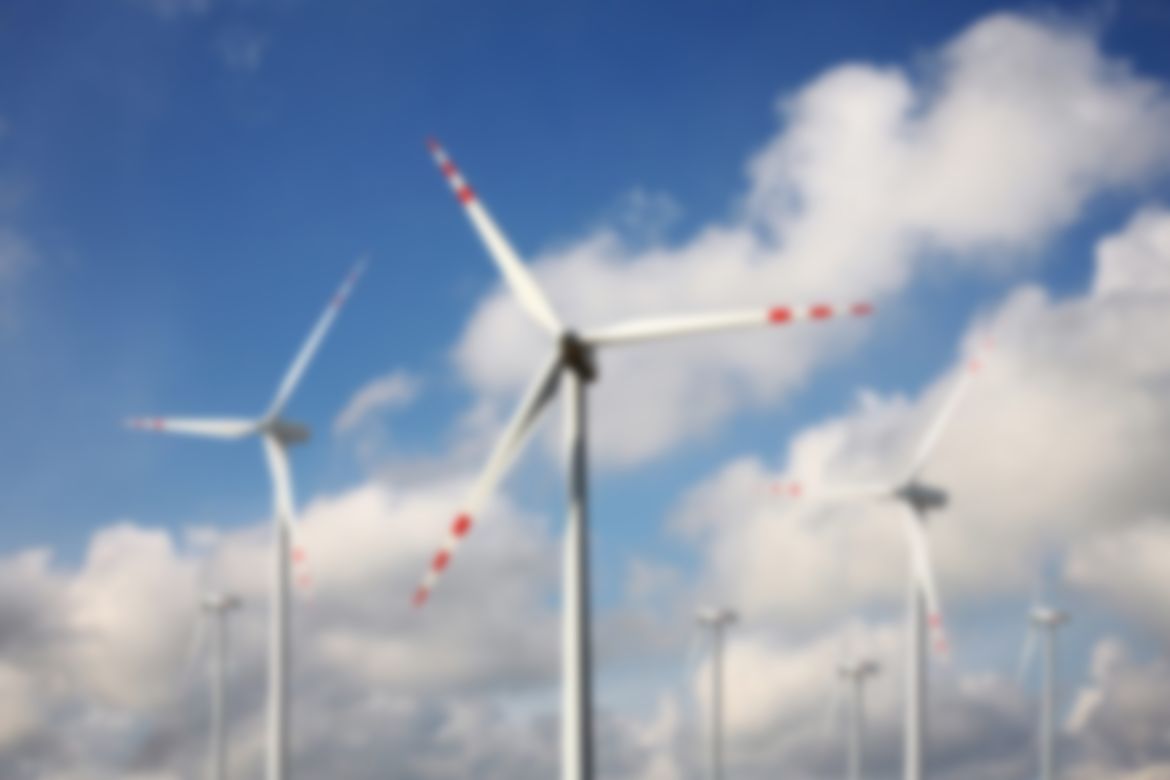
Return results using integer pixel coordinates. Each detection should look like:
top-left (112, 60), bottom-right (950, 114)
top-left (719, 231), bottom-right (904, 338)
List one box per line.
top-left (128, 262), bottom-right (363, 780)
top-left (829, 656), bottom-right (880, 780)
top-left (778, 345), bottom-right (988, 780)
top-left (696, 607), bottom-right (737, 780)
top-left (412, 138), bottom-right (873, 780)
top-left (185, 592), bottom-right (242, 780)
top-left (1019, 593), bottom-right (1070, 780)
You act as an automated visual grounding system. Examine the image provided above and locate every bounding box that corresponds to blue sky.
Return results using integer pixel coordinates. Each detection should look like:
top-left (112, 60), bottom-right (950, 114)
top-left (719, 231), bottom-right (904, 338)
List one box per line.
top-left (0, 0), bottom-right (1163, 552)
top-left (4, 2), bottom-right (1170, 778)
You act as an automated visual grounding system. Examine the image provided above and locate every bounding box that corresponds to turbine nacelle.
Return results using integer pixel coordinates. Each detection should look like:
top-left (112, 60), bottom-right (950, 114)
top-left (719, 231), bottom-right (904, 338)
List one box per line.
top-left (560, 331), bottom-right (598, 383)
top-left (838, 658), bottom-right (881, 680)
top-left (1031, 606), bottom-right (1069, 629)
top-left (895, 481), bottom-right (948, 514)
top-left (202, 593), bottom-right (242, 613)
top-left (264, 418), bottom-right (311, 447)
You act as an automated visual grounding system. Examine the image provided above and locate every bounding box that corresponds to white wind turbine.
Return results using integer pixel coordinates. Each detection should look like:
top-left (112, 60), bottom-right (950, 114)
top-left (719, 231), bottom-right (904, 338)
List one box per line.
top-left (828, 655), bottom-right (880, 780)
top-left (185, 592), bottom-right (243, 780)
top-left (1019, 590), bottom-right (1070, 780)
top-left (779, 346), bottom-right (988, 780)
top-left (696, 607), bottom-right (737, 780)
top-left (412, 138), bottom-right (874, 780)
top-left (128, 262), bottom-right (363, 780)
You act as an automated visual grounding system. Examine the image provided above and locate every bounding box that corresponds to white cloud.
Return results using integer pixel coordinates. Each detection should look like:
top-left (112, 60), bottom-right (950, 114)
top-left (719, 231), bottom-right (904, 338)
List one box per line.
top-left (676, 203), bottom-right (1170, 632)
top-left (452, 12), bottom-right (1170, 468)
top-left (333, 370), bottom-right (421, 435)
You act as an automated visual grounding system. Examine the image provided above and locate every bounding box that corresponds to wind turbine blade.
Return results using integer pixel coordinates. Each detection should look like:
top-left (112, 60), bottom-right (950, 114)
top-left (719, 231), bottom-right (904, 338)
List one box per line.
top-left (1017, 626), bottom-right (1038, 683)
top-left (426, 138), bottom-right (563, 335)
top-left (265, 260), bottom-right (366, 419)
top-left (899, 506), bottom-right (950, 659)
top-left (770, 479), bottom-right (895, 504)
top-left (413, 352), bottom-right (563, 607)
top-left (125, 417), bottom-right (258, 440)
top-left (584, 302), bottom-right (873, 347)
top-left (902, 349), bottom-right (986, 481)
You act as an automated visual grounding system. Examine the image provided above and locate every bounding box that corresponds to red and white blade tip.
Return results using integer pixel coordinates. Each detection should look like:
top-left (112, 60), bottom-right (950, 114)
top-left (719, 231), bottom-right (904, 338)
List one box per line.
top-left (928, 612), bottom-right (951, 657)
top-left (426, 137), bottom-right (476, 206)
top-left (412, 512), bottom-right (475, 609)
top-left (126, 417), bottom-right (164, 431)
top-left (766, 302), bottom-right (873, 325)
top-left (770, 481), bottom-right (804, 498)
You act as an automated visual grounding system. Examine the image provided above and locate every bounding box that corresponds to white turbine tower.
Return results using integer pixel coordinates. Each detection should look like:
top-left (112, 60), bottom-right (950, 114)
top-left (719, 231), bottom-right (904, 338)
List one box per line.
top-left (781, 346), bottom-right (987, 780)
top-left (128, 262), bottom-right (363, 780)
top-left (186, 592), bottom-right (242, 780)
top-left (412, 138), bottom-right (874, 780)
top-left (830, 657), bottom-right (880, 780)
top-left (696, 607), bottom-right (737, 780)
top-left (1020, 600), bottom-right (1070, 780)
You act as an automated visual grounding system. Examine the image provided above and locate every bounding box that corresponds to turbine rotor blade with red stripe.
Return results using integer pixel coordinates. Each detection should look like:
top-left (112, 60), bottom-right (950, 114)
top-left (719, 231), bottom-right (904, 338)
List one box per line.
top-left (413, 352), bottom-right (564, 607)
top-left (426, 138), bottom-right (563, 336)
top-left (582, 302), bottom-right (873, 348)
top-left (125, 417), bottom-right (259, 440)
top-left (899, 505), bottom-right (950, 659)
top-left (266, 259), bottom-right (366, 419)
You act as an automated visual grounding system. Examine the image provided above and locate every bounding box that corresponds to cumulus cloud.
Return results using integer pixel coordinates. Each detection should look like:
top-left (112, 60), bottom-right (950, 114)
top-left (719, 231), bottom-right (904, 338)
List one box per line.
top-left (677, 203), bottom-right (1170, 633)
top-left (333, 370), bottom-right (421, 435)
top-left (451, 12), bottom-right (1170, 468)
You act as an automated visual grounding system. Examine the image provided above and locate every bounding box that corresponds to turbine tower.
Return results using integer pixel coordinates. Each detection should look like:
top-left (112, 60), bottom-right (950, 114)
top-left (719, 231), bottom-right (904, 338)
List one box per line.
top-left (1020, 604), bottom-right (1070, 780)
top-left (696, 607), bottom-right (737, 780)
top-left (412, 138), bottom-right (873, 780)
top-left (196, 593), bottom-right (242, 780)
top-left (781, 346), bottom-right (987, 780)
top-left (835, 658), bottom-right (880, 780)
top-left (128, 263), bottom-right (363, 780)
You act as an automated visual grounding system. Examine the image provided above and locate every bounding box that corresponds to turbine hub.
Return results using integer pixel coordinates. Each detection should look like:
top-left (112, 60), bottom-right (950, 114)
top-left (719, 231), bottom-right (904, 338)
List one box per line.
top-left (560, 331), bottom-right (598, 383)
top-left (268, 418), bottom-right (311, 447)
top-left (897, 481), bottom-right (948, 513)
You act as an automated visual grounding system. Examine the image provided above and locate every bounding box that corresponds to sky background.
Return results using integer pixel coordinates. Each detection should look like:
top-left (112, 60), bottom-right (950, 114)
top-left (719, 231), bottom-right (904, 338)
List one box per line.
top-left (3, 1), bottom-right (1170, 779)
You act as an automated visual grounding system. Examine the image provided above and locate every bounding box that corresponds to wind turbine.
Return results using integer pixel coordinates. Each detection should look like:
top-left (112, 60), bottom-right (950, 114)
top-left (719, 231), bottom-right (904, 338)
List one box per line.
top-left (128, 262), bottom-right (363, 780)
top-left (829, 656), bottom-right (880, 780)
top-left (696, 607), bottom-right (737, 780)
top-left (1019, 597), bottom-right (1070, 780)
top-left (779, 346), bottom-right (987, 780)
top-left (185, 592), bottom-right (243, 780)
top-left (412, 138), bottom-right (874, 780)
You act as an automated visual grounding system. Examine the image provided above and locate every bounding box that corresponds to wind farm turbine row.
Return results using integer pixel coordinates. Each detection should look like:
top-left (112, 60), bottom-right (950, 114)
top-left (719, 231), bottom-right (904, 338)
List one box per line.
top-left (126, 138), bottom-right (1057, 780)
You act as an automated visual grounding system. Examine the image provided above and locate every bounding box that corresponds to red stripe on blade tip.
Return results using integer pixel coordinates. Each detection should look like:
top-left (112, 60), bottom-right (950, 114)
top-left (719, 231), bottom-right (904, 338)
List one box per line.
top-left (452, 514), bottom-right (473, 538)
top-left (810, 304), bottom-right (834, 319)
top-left (767, 307), bottom-right (792, 324)
top-left (456, 186), bottom-right (476, 205)
top-left (432, 550), bottom-right (451, 572)
top-left (850, 302), bottom-right (873, 316)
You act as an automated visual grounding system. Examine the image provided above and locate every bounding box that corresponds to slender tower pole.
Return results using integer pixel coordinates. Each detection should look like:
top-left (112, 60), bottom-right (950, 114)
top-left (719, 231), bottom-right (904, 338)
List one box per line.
top-left (264, 436), bottom-right (294, 780)
top-left (1033, 609), bottom-right (1068, 780)
top-left (204, 594), bottom-right (241, 780)
top-left (904, 565), bottom-right (926, 780)
top-left (562, 372), bottom-right (594, 780)
top-left (839, 660), bottom-right (879, 780)
top-left (697, 608), bottom-right (738, 780)
top-left (209, 605), bottom-right (225, 780)
top-left (846, 671), bottom-right (860, 780)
